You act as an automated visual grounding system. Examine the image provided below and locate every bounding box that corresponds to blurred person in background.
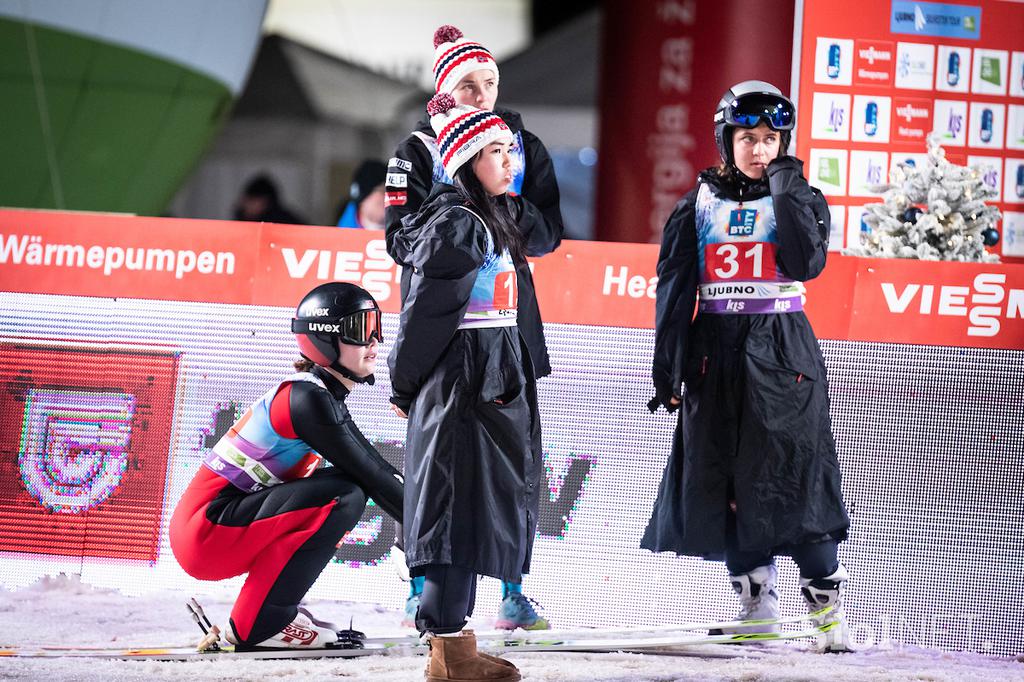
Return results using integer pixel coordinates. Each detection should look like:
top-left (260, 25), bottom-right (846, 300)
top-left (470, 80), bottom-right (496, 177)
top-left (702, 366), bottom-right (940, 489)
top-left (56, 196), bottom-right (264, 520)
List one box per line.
top-left (384, 23), bottom-right (564, 633)
top-left (233, 174), bottom-right (307, 225)
top-left (337, 159), bottom-right (388, 229)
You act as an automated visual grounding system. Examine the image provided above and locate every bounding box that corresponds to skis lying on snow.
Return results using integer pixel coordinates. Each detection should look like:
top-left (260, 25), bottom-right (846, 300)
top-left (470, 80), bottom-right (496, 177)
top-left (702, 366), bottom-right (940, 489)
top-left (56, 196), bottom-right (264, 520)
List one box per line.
top-left (0, 600), bottom-right (837, 660)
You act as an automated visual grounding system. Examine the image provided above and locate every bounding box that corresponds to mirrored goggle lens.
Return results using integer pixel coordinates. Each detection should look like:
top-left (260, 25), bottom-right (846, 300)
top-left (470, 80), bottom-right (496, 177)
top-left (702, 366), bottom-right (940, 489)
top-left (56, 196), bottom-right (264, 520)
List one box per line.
top-left (728, 95), bottom-right (795, 130)
top-left (291, 309), bottom-right (382, 346)
top-left (339, 309), bottom-right (382, 345)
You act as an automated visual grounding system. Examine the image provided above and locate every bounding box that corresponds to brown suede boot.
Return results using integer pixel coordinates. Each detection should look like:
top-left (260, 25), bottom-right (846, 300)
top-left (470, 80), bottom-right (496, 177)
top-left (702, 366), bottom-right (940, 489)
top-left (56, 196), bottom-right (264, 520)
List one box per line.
top-left (463, 631), bottom-right (517, 670)
top-left (425, 631), bottom-right (520, 682)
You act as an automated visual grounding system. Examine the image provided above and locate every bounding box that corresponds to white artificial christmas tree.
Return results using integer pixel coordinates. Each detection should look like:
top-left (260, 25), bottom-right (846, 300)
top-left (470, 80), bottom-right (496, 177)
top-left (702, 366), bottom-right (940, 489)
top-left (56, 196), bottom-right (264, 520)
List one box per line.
top-left (845, 132), bottom-right (1001, 262)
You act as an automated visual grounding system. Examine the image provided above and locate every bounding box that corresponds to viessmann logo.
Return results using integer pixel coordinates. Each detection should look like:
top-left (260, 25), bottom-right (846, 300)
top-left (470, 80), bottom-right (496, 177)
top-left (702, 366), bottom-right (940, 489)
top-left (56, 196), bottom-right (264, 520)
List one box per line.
top-left (859, 46), bottom-right (892, 64)
top-left (281, 239), bottom-right (399, 302)
top-left (895, 103), bottom-right (929, 122)
top-left (881, 273), bottom-right (1024, 337)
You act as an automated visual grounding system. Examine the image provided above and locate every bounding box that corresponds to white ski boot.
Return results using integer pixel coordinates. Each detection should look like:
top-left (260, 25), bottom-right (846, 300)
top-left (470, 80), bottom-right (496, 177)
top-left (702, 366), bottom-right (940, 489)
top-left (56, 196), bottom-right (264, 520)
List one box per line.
top-left (713, 564), bottom-right (780, 634)
top-left (800, 564), bottom-right (853, 652)
top-left (226, 609), bottom-right (339, 650)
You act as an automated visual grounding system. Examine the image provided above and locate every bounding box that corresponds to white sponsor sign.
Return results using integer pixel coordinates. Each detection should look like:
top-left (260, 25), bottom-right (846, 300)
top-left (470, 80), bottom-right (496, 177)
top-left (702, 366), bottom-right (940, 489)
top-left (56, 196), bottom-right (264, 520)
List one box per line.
top-left (1010, 52), bottom-right (1024, 98)
top-left (1003, 158), bottom-right (1024, 205)
top-left (1005, 105), bottom-right (1024, 151)
top-left (811, 92), bottom-right (851, 141)
top-left (932, 99), bottom-right (968, 147)
top-left (851, 95), bottom-right (892, 143)
top-left (827, 204), bottom-right (845, 252)
top-left (895, 42), bottom-right (935, 90)
top-left (848, 151), bottom-right (890, 197)
top-left (1004, 211), bottom-right (1024, 257)
top-left (967, 103), bottom-right (1005, 150)
top-left (967, 156), bottom-right (1003, 202)
top-left (808, 148), bottom-right (848, 196)
top-left (971, 48), bottom-right (1009, 96)
top-left (935, 45), bottom-right (971, 93)
top-left (814, 37), bottom-right (854, 86)
top-left (846, 204), bottom-right (869, 250)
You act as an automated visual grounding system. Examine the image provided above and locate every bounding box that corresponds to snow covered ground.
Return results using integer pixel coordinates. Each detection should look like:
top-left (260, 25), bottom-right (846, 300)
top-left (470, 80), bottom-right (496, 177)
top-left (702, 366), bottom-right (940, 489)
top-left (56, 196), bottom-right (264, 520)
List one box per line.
top-left (1, 575), bottom-right (1022, 682)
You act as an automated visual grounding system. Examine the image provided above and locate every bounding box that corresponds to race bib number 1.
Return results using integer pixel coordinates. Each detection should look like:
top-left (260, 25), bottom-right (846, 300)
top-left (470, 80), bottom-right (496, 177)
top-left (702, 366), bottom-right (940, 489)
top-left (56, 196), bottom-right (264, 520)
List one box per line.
top-left (493, 271), bottom-right (518, 310)
top-left (704, 242), bottom-right (777, 282)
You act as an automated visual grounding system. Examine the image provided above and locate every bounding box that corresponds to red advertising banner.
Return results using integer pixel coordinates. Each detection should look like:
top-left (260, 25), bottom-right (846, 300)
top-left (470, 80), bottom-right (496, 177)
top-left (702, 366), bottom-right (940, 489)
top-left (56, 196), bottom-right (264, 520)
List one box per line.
top-left (1, 209), bottom-right (1023, 349)
top-left (794, 0), bottom-right (1024, 261)
top-left (593, 0), bottom-right (795, 244)
top-left (0, 209), bottom-right (258, 303)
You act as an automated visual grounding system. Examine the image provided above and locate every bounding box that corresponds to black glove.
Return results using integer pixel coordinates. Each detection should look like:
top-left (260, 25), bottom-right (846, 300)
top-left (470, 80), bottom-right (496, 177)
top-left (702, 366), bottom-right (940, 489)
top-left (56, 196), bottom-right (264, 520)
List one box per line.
top-left (389, 395), bottom-right (412, 413)
top-left (648, 381), bottom-right (681, 414)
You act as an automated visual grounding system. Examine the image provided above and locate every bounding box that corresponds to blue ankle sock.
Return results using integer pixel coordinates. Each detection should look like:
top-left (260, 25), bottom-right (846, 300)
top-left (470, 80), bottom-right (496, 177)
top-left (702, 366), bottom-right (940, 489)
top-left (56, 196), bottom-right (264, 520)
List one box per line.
top-left (410, 575), bottom-right (425, 598)
top-left (501, 581), bottom-right (522, 599)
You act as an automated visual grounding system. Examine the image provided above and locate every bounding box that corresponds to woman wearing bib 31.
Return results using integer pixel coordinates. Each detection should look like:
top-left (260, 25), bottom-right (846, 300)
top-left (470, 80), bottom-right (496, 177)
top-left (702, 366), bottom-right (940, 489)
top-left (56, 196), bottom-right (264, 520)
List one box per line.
top-left (642, 80), bottom-right (852, 652)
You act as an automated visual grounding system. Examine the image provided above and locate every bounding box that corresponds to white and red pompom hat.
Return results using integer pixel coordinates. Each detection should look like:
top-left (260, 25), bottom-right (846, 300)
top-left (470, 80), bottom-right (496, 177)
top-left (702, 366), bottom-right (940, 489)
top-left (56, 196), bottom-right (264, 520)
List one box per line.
top-left (431, 24), bottom-right (499, 94)
top-left (428, 92), bottom-right (512, 179)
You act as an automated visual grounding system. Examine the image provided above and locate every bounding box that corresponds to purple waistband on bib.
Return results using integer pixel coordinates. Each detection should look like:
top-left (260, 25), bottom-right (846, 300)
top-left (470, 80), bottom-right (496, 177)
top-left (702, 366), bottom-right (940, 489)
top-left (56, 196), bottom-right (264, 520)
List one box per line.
top-left (699, 296), bottom-right (803, 315)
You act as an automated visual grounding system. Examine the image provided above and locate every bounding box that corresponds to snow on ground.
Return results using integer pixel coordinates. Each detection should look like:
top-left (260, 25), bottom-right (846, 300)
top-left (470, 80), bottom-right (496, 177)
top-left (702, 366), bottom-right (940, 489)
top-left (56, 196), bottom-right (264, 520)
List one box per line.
top-left (1, 575), bottom-right (1022, 682)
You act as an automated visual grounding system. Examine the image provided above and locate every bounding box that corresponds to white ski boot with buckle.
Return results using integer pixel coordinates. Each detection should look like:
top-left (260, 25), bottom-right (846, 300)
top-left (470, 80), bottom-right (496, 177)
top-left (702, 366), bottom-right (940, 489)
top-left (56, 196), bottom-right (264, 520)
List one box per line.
top-left (713, 564), bottom-right (780, 634)
top-left (226, 608), bottom-right (339, 650)
top-left (800, 564), bottom-right (853, 652)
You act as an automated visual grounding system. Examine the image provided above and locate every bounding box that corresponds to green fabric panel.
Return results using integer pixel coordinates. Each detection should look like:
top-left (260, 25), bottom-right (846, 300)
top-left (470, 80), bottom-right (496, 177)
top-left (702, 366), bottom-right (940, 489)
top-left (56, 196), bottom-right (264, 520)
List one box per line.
top-left (0, 17), bottom-right (231, 215)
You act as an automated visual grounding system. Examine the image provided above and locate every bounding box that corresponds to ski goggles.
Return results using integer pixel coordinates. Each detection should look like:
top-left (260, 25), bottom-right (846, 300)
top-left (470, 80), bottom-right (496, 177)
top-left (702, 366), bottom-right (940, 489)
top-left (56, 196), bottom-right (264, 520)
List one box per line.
top-left (291, 308), bottom-right (382, 346)
top-left (721, 94), bottom-right (795, 131)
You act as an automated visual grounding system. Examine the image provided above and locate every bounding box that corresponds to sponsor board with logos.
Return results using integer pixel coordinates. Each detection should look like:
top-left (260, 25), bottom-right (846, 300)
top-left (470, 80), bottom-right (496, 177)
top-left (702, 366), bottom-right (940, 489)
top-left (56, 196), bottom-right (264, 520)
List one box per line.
top-left (796, 0), bottom-right (1024, 261)
top-left (1, 209), bottom-right (1022, 349)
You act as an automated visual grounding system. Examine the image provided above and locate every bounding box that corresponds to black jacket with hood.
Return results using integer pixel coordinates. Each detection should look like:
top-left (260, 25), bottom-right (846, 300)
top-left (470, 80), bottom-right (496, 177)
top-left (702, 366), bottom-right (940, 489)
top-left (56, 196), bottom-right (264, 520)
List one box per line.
top-left (642, 156), bottom-right (850, 559)
top-left (384, 107), bottom-right (563, 378)
top-left (388, 184), bottom-right (542, 582)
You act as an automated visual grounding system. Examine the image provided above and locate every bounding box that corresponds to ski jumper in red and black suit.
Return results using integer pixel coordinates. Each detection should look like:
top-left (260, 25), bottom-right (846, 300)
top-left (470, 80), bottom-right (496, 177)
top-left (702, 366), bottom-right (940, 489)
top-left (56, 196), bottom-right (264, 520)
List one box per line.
top-left (169, 365), bottom-right (402, 646)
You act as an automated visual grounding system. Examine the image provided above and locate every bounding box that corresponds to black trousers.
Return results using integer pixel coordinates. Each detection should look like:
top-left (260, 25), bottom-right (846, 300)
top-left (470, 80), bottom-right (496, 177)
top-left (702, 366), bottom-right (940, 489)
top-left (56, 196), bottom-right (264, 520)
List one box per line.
top-left (415, 564), bottom-right (478, 635)
top-left (725, 537), bottom-right (840, 579)
top-left (204, 469), bottom-right (367, 646)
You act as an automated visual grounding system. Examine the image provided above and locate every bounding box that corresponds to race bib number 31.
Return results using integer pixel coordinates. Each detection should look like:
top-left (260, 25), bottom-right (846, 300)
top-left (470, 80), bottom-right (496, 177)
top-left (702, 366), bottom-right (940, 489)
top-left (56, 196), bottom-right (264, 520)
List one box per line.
top-left (704, 242), bottom-right (778, 282)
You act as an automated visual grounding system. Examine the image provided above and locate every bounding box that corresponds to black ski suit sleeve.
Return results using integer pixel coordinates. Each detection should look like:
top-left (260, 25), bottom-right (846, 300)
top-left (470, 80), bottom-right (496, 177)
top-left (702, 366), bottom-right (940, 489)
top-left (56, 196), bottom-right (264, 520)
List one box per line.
top-left (388, 209), bottom-right (484, 410)
top-left (288, 382), bottom-right (404, 523)
top-left (385, 135), bottom-right (435, 266)
top-left (515, 130), bottom-right (564, 256)
top-left (650, 189), bottom-right (700, 413)
top-left (766, 155), bottom-right (831, 282)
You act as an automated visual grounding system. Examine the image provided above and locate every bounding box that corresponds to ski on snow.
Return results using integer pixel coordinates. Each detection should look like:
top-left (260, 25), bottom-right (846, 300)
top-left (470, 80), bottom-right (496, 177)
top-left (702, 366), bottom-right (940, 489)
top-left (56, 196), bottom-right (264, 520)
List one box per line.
top-left (0, 601), bottom-right (838, 660)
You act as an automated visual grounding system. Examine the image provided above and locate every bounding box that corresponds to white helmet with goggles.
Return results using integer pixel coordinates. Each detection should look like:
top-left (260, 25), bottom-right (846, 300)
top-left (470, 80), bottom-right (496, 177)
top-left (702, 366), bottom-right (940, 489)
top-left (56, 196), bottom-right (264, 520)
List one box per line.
top-left (713, 80), bottom-right (796, 165)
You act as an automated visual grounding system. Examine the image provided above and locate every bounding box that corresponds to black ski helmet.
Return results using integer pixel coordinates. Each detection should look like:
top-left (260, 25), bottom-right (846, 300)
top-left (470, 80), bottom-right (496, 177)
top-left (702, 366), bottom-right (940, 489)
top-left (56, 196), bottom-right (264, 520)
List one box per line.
top-left (291, 282), bottom-right (382, 384)
top-left (713, 80), bottom-right (796, 165)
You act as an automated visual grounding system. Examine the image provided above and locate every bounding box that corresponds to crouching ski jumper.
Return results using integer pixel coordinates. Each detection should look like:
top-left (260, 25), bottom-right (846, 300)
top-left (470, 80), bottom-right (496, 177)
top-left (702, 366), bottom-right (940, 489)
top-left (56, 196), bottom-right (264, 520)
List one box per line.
top-left (169, 283), bottom-right (403, 651)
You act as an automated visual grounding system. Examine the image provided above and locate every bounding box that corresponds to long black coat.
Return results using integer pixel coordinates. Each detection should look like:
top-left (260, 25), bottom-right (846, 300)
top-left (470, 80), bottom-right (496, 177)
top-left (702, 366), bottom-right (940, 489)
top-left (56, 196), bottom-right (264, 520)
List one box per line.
top-left (388, 185), bottom-right (542, 582)
top-left (642, 158), bottom-right (850, 559)
top-left (384, 108), bottom-right (563, 378)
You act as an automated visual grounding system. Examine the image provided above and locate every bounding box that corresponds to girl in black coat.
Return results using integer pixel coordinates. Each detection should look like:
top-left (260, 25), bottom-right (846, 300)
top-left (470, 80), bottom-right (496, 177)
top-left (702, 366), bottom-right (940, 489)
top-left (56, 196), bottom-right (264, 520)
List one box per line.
top-left (643, 81), bottom-right (852, 652)
top-left (388, 93), bottom-right (538, 681)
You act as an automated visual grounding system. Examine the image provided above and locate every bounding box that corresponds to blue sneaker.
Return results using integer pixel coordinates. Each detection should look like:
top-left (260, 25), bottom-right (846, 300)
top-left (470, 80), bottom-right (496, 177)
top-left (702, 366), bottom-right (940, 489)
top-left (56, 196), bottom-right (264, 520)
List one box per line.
top-left (401, 592), bottom-right (420, 628)
top-left (401, 575), bottom-right (424, 628)
top-left (494, 592), bottom-right (549, 630)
